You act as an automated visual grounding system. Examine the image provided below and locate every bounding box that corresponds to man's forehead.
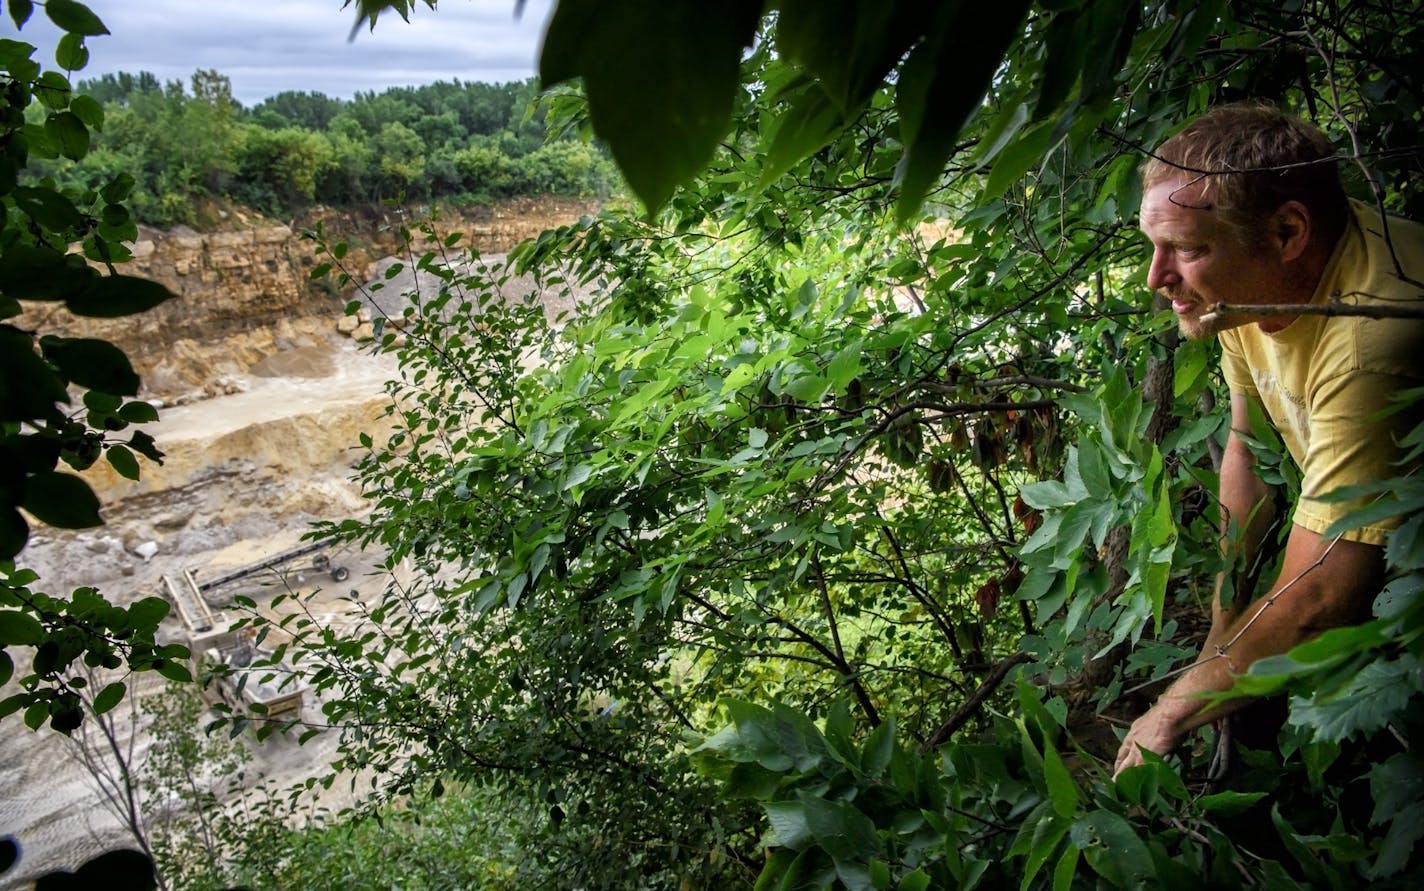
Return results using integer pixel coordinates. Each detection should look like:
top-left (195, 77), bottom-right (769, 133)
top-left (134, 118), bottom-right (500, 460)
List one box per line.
top-left (1139, 178), bottom-right (1216, 235)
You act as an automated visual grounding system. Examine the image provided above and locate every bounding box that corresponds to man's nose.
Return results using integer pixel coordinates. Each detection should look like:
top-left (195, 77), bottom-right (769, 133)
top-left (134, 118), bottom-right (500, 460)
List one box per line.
top-left (1146, 248), bottom-right (1178, 291)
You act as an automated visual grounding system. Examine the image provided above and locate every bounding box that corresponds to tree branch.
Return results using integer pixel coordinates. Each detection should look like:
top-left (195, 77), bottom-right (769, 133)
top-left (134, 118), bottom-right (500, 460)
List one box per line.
top-left (920, 653), bottom-right (1031, 752)
top-left (1203, 293), bottom-right (1424, 321)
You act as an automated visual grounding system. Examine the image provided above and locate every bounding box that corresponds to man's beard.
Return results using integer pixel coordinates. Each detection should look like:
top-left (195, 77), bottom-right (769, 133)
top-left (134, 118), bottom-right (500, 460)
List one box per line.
top-left (1168, 288), bottom-right (1232, 340)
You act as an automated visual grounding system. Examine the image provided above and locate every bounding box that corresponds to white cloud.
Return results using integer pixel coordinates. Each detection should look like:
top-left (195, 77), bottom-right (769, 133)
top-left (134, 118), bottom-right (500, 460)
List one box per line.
top-left (0, 0), bottom-right (554, 106)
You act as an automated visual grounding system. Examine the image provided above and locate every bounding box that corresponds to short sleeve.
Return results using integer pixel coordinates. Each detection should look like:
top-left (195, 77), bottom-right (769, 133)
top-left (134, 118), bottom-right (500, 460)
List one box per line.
top-left (1219, 330), bottom-right (1257, 396)
top-left (1294, 370), bottom-right (1423, 545)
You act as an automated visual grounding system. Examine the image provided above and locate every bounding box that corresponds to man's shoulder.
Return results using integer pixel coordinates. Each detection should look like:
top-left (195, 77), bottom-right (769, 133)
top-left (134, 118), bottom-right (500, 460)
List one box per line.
top-left (1343, 200), bottom-right (1424, 302)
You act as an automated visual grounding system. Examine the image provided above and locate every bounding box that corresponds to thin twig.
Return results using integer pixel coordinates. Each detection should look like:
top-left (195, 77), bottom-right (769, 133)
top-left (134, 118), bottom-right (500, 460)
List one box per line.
top-left (1124, 533), bottom-right (1342, 695)
top-left (1201, 293), bottom-right (1424, 323)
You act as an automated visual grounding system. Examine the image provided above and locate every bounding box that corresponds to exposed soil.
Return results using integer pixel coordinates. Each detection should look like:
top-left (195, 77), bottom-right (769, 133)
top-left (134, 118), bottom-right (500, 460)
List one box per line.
top-left (1, 337), bottom-right (395, 888)
top-left (0, 199), bottom-right (597, 887)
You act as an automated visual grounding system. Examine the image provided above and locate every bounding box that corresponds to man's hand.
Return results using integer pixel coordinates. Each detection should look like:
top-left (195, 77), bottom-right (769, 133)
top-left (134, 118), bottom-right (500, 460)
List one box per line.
top-left (1113, 701), bottom-right (1185, 777)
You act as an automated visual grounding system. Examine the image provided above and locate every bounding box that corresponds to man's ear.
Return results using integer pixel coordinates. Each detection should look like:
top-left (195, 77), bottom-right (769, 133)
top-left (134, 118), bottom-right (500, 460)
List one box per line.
top-left (1272, 200), bottom-right (1312, 262)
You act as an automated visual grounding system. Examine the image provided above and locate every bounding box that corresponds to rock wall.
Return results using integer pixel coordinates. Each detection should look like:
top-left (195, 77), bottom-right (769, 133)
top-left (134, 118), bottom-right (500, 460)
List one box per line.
top-left (19, 197), bottom-right (601, 400)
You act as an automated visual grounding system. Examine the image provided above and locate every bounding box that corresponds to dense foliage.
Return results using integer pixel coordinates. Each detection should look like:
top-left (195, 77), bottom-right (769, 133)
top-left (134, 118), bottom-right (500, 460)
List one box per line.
top-left (5, 0), bottom-right (1424, 889)
top-left (32, 69), bottom-right (619, 226)
top-left (278, 0), bottom-right (1422, 887)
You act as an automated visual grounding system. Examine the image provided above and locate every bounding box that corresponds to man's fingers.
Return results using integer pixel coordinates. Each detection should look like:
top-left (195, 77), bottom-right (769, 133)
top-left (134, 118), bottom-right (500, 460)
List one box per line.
top-left (1113, 739), bottom-right (1141, 779)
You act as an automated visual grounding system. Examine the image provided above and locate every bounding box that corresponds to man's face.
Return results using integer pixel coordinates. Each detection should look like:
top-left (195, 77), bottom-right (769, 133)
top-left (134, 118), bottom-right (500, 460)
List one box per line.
top-left (1139, 178), bottom-right (1286, 339)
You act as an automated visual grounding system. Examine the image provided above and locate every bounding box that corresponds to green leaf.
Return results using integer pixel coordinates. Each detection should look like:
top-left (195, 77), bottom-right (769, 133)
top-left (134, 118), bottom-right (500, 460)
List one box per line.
top-left (562, 463), bottom-right (593, 491)
top-left (1033, 7), bottom-right (1089, 119)
top-left (92, 681), bottom-right (126, 715)
top-left (1270, 804), bottom-right (1332, 885)
top-left (69, 93), bottom-right (103, 128)
top-left (1052, 843), bottom-right (1079, 891)
top-left (34, 70), bottom-right (71, 109)
top-left (98, 203), bottom-right (136, 243)
top-left (11, 185), bottom-right (83, 230)
top-left (1071, 810), bottom-right (1154, 887)
top-left (1173, 337), bottom-right (1210, 398)
top-left (8, 0), bottom-right (33, 28)
top-left (71, 848), bottom-right (156, 890)
top-left (123, 597), bottom-right (168, 633)
top-left (897, 869), bottom-right (930, 891)
top-left (155, 660), bottom-right (192, 683)
top-left (764, 800), bottom-right (813, 849)
top-left (1373, 801), bottom-right (1424, 878)
top-left (65, 275), bottom-right (176, 318)
top-left (1042, 737), bottom-right (1079, 818)
top-left (539, 0), bottom-right (762, 213)
top-left (44, 0), bottom-right (109, 35)
top-left (101, 172), bottom-right (134, 204)
top-left (0, 692), bottom-right (28, 718)
top-left (823, 699), bottom-right (856, 765)
top-left (803, 795), bottom-right (879, 862)
top-left (0, 650), bottom-right (11, 686)
top-left (1019, 809), bottom-right (1070, 891)
top-left (1286, 654), bottom-right (1424, 744)
top-left (1196, 790), bottom-right (1267, 817)
top-left (55, 31), bottom-right (88, 70)
top-left (106, 444), bottom-right (140, 480)
top-left (118, 401), bottom-right (159, 424)
top-left (981, 121), bottom-right (1054, 203)
top-left (127, 430), bottom-right (163, 462)
top-left (893, 0), bottom-right (1034, 223)
top-left (756, 86), bottom-right (843, 190)
top-left (0, 507), bottom-right (29, 560)
top-left (0, 609), bottom-right (45, 645)
top-left (973, 95), bottom-right (1030, 168)
top-left (24, 700), bottom-right (49, 730)
top-left (40, 336), bottom-right (139, 395)
top-left (21, 471), bottom-right (101, 528)
top-left (1076, 0), bottom-right (1139, 104)
top-left (861, 715), bottom-right (895, 778)
top-left (775, 0), bottom-right (929, 112)
top-left (1369, 753), bottom-right (1424, 876)
top-left (0, 48), bottom-right (39, 87)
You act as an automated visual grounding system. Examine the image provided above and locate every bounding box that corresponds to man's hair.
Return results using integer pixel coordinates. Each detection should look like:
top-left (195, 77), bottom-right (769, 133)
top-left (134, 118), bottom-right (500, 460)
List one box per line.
top-left (1142, 102), bottom-right (1349, 248)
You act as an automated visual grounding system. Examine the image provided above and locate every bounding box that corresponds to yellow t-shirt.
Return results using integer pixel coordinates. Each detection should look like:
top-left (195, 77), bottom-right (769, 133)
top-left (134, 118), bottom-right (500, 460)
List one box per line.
top-left (1220, 200), bottom-right (1424, 545)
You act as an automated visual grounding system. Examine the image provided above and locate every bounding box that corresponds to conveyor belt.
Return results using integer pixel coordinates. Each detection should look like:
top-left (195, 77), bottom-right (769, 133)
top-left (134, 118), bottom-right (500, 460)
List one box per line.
top-left (161, 569), bottom-right (218, 633)
top-left (194, 538), bottom-right (336, 591)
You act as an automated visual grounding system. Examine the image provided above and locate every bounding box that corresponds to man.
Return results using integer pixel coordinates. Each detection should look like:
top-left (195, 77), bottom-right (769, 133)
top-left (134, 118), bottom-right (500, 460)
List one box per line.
top-left (1114, 103), bottom-right (1424, 777)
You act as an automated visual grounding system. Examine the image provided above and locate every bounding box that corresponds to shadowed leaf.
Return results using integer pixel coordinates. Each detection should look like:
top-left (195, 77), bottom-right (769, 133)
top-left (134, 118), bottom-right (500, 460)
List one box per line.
top-left (540, 0), bottom-right (762, 214)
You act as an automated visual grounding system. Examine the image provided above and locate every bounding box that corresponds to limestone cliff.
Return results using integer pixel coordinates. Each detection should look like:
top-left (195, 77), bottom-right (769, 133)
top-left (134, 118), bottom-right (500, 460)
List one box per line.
top-left (19, 197), bottom-right (600, 400)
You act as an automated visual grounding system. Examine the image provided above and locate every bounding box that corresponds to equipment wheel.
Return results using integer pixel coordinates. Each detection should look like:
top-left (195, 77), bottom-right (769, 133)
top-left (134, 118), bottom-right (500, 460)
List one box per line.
top-left (331, 566), bottom-right (351, 582)
top-left (312, 554), bottom-right (331, 571)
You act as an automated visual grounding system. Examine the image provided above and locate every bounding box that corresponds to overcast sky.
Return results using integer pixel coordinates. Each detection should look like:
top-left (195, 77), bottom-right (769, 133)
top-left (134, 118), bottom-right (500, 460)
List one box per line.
top-left (1, 0), bottom-right (555, 107)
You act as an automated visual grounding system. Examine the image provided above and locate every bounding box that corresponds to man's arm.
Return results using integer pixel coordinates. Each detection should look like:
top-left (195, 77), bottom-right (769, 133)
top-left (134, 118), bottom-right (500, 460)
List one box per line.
top-left (1210, 392), bottom-right (1279, 635)
top-left (1113, 524), bottom-right (1382, 776)
top-left (1113, 393), bottom-right (1384, 777)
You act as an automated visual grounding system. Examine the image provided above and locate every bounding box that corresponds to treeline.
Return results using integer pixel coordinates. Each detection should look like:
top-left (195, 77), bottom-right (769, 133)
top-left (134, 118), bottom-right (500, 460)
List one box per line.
top-left (37, 69), bottom-right (619, 226)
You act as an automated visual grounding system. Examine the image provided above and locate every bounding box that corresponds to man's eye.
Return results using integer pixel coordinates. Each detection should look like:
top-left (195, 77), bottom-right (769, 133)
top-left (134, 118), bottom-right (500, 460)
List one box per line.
top-left (1178, 246), bottom-right (1204, 258)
